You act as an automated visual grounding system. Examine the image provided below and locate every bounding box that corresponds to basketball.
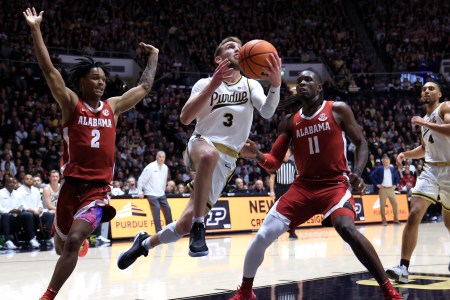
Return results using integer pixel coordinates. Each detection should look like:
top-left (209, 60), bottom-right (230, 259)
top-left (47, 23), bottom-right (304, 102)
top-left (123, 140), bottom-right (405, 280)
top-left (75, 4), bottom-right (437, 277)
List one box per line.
top-left (239, 40), bottom-right (278, 80)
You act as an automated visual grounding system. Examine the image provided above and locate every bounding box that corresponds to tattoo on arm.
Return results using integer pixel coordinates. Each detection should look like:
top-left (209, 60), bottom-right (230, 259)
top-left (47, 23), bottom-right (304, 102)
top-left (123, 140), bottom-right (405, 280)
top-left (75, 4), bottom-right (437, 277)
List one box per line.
top-left (138, 55), bottom-right (158, 91)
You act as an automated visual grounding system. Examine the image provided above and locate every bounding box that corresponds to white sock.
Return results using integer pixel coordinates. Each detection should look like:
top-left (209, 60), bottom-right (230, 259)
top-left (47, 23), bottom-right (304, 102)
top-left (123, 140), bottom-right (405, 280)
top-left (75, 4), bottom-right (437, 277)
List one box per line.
top-left (157, 221), bottom-right (183, 244)
top-left (141, 237), bottom-right (152, 250)
top-left (193, 217), bottom-right (204, 224)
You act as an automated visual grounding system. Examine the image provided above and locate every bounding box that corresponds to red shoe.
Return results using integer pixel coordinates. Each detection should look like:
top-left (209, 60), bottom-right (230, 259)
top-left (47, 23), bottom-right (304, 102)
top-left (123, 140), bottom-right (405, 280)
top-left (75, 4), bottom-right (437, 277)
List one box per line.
top-left (384, 288), bottom-right (403, 300)
top-left (78, 239), bottom-right (89, 257)
top-left (229, 286), bottom-right (256, 300)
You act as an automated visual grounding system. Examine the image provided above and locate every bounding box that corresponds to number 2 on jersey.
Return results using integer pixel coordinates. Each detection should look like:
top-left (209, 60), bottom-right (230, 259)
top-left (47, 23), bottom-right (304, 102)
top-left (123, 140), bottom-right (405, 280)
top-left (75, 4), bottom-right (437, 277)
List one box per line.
top-left (91, 129), bottom-right (100, 148)
top-left (308, 136), bottom-right (320, 154)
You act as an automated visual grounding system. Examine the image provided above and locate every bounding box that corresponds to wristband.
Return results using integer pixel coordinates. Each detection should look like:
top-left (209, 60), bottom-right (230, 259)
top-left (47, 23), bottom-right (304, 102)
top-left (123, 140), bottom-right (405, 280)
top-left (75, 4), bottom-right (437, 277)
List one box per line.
top-left (353, 168), bottom-right (362, 178)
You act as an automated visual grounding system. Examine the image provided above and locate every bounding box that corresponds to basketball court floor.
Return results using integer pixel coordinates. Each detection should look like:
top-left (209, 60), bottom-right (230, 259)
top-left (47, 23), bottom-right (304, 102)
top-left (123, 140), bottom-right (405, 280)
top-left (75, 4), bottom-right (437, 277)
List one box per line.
top-left (1, 222), bottom-right (449, 299)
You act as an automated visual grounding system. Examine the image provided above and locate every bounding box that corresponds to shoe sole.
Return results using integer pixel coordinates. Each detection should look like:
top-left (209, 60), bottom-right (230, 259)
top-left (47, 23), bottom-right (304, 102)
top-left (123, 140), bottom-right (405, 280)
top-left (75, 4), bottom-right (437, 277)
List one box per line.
top-left (386, 269), bottom-right (409, 283)
top-left (188, 250), bottom-right (209, 257)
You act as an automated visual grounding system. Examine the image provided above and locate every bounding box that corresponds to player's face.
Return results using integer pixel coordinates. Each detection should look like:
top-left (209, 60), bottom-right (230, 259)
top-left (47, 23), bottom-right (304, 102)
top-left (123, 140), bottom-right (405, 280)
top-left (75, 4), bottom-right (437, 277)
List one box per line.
top-left (421, 82), bottom-right (441, 105)
top-left (219, 41), bottom-right (241, 70)
top-left (81, 68), bottom-right (107, 99)
top-left (296, 71), bottom-right (322, 102)
top-left (50, 173), bottom-right (60, 183)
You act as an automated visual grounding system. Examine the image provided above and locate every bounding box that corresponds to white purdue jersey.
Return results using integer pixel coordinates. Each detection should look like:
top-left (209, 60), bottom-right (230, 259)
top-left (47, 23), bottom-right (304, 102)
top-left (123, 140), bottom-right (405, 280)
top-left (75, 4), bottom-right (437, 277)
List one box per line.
top-left (191, 76), bottom-right (268, 152)
top-left (422, 102), bottom-right (450, 162)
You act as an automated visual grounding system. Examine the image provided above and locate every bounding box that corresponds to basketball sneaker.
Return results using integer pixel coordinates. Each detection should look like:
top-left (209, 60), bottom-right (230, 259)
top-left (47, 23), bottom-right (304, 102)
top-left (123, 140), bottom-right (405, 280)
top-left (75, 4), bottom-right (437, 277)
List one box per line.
top-left (229, 286), bottom-right (256, 300)
top-left (189, 222), bottom-right (208, 257)
top-left (117, 231), bottom-right (150, 270)
top-left (386, 265), bottom-right (409, 283)
top-left (78, 239), bottom-right (89, 257)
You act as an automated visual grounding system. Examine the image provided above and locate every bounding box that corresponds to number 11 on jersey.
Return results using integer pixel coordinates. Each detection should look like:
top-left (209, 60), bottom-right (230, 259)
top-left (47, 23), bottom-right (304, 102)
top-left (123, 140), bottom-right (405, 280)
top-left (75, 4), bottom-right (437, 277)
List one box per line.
top-left (308, 136), bottom-right (320, 154)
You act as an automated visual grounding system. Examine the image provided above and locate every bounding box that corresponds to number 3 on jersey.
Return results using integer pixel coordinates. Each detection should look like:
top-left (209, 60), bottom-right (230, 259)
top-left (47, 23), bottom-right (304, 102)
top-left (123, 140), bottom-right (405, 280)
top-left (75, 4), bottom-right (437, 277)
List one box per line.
top-left (223, 113), bottom-right (233, 127)
top-left (308, 136), bottom-right (320, 154)
top-left (91, 129), bottom-right (100, 148)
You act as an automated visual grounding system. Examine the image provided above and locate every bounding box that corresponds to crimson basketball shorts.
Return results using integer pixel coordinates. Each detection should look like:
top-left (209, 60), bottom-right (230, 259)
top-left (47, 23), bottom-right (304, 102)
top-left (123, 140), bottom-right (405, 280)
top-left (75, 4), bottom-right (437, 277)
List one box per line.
top-left (55, 177), bottom-right (116, 240)
top-left (276, 180), bottom-right (356, 228)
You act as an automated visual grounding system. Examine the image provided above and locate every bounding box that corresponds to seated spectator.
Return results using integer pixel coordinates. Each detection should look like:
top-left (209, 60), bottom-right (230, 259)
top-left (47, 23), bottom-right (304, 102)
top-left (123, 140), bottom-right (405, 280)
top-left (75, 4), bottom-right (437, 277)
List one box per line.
top-left (176, 182), bottom-right (189, 196)
top-left (227, 178), bottom-right (250, 195)
top-left (33, 174), bottom-right (44, 198)
top-left (16, 174), bottom-right (53, 245)
top-left (251, 179), bottom-right (269, 195)
top-left (42, 170), bottom-right (60, 213)
top-left (124, 177), bottom-right (139, 196)
top-left (165, 180), bottom-right (177, 195)
top-left (0, 176), bottom-right (22, 249)
top-left (398, 168), bottom-right (416, 192)
top-left (1, 153), bottom-right (17, 176)
top-left (111, 180), bottom-right (125, 196)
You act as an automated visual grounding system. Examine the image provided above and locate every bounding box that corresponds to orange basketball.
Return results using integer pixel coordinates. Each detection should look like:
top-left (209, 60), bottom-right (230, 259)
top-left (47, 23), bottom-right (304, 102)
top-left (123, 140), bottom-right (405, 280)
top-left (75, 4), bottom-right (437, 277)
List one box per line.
top-left (239, 40), bottom-right (278, 80)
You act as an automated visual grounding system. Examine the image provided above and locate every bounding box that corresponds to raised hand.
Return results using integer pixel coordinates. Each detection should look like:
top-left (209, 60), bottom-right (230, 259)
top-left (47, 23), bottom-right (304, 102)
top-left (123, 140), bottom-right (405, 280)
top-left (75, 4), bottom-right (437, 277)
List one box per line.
top-left (211, 58), bottom-right (234, 87)
top-left (23, 7), bottom-right (43, 27)
top-left (139, 42), bottom-right (159, 55)
top-left (264, 52), bottom-right (282, 88)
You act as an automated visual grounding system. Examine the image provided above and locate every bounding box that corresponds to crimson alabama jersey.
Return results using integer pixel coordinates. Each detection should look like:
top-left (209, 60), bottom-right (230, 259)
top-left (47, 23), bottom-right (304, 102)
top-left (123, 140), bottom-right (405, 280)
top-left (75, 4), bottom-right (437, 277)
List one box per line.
top-left (290, 100), bottom-right (349, 183)
top-left (61, 100), bottom-right (116, 183)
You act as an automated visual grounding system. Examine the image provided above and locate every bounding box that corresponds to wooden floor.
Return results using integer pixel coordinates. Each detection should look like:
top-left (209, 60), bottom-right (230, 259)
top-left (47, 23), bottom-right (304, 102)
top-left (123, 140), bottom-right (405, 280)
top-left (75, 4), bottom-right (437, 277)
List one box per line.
top-left (1, 222), bottom-right (449, 299)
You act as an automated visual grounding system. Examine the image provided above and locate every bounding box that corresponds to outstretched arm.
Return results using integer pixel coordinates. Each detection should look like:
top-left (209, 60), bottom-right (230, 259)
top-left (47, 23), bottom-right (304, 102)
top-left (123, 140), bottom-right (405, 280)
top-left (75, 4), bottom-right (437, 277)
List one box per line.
top-left (250, 53), bottom-right (283, 119)
top-left (108, 42), bottom-right (159, 116)
top-left (24, 7), bottom-right (77, 120)
top-left (240, 118), bottom-right (291, 172)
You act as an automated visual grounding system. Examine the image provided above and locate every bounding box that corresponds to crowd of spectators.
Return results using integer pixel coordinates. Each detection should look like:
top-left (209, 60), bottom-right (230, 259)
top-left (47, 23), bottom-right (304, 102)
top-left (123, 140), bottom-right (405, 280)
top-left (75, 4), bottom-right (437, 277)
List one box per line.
top-left (357, 0), bottom-right (449, 73)
top-left (0, 0), bottom-right (448, 216)
top-left (159, 0), bottom-right (374, 78)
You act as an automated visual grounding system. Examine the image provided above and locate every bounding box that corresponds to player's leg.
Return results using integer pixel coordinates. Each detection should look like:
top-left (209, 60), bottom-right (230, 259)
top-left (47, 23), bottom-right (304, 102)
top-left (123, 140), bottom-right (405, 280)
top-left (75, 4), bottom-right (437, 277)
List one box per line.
top-left (117, 198), bottom-right (195, 269)
top-left (400, 196), bottom-right (430, 260)
top-left (189, 140), bottom-right (219, 220)
top-left (231, 202), bottom-right (290, 300)
top-left (188, 140), bottom-right (219, 256)
top-left (385, 196), bottom-right (430, 284)
top-left (441, 204), bottom-right (450, 272)
top-left (332, 211), bottom-right (401, 299)
top-left (40, 217), bottom-right (94, 300)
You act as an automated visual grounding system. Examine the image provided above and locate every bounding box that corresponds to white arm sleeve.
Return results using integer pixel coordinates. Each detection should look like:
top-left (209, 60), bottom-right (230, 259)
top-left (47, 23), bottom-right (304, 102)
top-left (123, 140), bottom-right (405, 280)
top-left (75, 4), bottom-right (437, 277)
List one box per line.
top-left (250, 79), bottom-right (280, 119)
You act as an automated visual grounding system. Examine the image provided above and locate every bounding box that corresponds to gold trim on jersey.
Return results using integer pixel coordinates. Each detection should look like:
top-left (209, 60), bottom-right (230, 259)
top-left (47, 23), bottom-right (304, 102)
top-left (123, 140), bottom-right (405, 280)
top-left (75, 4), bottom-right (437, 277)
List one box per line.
top-left (411, 192), bottom-right (437, 204)
top-left (425, 161), bottom-right (450, 167)
top-left (212, 142), bottom-right (239, 158)
top-left (224, 75), bottom-right (243, 86)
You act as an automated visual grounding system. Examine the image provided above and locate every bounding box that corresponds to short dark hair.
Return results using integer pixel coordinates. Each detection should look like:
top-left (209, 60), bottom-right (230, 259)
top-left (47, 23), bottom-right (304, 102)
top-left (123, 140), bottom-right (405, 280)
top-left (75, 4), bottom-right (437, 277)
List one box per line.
top-left (68, 56), bottom-right (111, 94)
top-left (214, 36), bottom-right (242, 58)
top-left (425, 81), bottom-right (442, 92)
top-left (298, 68), bottom-right (322, 83)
